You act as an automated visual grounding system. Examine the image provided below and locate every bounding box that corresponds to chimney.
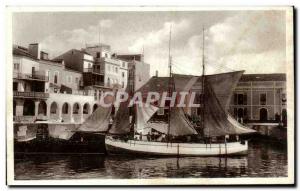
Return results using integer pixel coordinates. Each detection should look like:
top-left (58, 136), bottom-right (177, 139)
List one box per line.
top-left (28, 43), bottom-right (41, 59)
top-left (155, 70), bottom-right (158, 77)
top-left (40, 51), bottom-right (49, 60)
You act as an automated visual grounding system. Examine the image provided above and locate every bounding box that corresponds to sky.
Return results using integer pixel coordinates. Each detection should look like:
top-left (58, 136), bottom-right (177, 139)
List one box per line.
top-left (13, 10), bottom-right (287, 76)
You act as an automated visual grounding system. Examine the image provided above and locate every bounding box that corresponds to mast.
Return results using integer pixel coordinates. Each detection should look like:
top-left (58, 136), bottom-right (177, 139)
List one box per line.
top-left (167, 25), bottom-right (172, 142)
top-left (201, 27), bottom-right (207, 137)
top-left (99, 23), bottom-right (101, 46)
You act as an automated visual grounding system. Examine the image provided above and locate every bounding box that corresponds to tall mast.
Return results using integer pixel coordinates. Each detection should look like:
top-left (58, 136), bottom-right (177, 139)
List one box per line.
top-left (99, 23), bottom-right (101, 46)
top-left (201, 27), bottom-right (206, 137)
top-left (167, 25), bottom-right (172, 142)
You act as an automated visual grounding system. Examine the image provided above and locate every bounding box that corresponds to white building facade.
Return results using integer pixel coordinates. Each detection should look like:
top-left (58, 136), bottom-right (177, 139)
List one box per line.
top-left (13, 44), bottom-right (98, 124)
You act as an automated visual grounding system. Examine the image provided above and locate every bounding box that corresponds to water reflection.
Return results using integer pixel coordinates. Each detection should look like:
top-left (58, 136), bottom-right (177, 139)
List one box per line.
top-left (14, 141), bottom-right (287, 180)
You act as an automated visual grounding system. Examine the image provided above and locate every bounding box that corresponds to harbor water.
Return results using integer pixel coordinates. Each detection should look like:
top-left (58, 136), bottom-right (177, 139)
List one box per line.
top-left (14, 140), bottom-right (287, 179)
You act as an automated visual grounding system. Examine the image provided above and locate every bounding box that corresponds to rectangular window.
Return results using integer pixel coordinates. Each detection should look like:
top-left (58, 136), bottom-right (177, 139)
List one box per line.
top-left (54, 71), bottom-right (59, 84)
top-left (243, 108), bottom-right (247, 119)
top-left (13, 63), bottom-right (19, 70)
top-left (96, 52), bottom-right (100, 58)
top-left (68, 76), bottom-right (72, 83)
top-left (13, 82), bottom-right (18, 91)
top-left (243, 93), bottom-right (247, 105)
top-left (234, 93), bottom-right (238, 105)
top-left (75, 77), bottom-right (79, 84)
top-left (122, 81), bottom-right (124, 88)
top-left (122, 72), bottom-right (125, 78)
top-left (260, 93), bottom-right (267, 105)
top-left (32, 67), bottom-right (35, 75)
top-left (237, 94), bottom-right (244, 105)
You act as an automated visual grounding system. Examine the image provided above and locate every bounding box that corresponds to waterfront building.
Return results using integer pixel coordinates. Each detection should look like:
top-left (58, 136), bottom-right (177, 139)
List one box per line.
top-left (13, 44), bottom-right (98, 124)
top-left (136, 72), bottom-right (287, 127)
top-left (82, 43), bottom-right (129, 90)
top-left (117, 54), bottom-right (150, 91)
top-left (228, 74), bottom-right (287, 126)
top-left (55, 44), bottom-right (129, 106)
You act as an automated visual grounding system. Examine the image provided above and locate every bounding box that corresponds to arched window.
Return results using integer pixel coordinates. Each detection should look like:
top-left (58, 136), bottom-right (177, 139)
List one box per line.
top-left (83, 103), bottom-right (90, 114)
top-left (93, 104), bottom-right (98, 112)
top-left (62, 103), bottom-right (69, 114)
top-left (50, 102), bottom-right (58, 114)
top-left (38, 101), bottom-right (47, 115)
top-left (73, 103), bottom-right (80, 114)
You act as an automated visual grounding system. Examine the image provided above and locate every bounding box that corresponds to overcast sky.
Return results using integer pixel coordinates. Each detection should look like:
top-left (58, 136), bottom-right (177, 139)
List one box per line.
top-left (13, 10), bottom-right (287, 76)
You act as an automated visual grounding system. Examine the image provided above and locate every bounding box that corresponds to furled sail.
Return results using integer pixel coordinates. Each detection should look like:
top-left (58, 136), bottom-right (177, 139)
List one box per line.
top-left (136, 103), bottom-right (159, 134)
top-left (203, 81), bottom-right (255, 137)
top-left (108, 98), bottom-right (131, 135)
top-left (78, 106), bottom-right (112, 133)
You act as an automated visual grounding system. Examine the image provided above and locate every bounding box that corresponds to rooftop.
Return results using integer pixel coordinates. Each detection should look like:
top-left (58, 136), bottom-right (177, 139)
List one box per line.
top-left (69, 49), bottom-right (91, 56)
top-left (117, 54), bottom-right (144, 62)
top-left (240, 74), bottom-right (286, 82)
top-left (13, 45), bottom-right (36, 59)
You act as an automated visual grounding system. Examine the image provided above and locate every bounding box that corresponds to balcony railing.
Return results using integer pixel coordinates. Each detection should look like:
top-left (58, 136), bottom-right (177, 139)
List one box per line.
top-left (83, 68), bottom-right (104, 74)
top-left (93, 81), bottom-right (105, 86)
top-left (13, 72), bottom-right (49, 81)
top-left (13, 116), bottom-right (37, 123)
top-left (13, 91), bottom-right (49, 99)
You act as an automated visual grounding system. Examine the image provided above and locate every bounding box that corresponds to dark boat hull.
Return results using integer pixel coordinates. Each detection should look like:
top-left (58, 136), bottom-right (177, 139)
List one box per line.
top-left (14, 132), bottom-right (106, 154)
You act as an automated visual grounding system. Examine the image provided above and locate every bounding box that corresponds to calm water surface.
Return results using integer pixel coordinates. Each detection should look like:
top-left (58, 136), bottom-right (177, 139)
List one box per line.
top-left (14, 141), bottom-right (287, 179)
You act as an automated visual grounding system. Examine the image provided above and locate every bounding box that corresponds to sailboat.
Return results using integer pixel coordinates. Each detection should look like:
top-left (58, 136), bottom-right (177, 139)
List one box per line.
top-left (105, 28), bottom-right (255, 156)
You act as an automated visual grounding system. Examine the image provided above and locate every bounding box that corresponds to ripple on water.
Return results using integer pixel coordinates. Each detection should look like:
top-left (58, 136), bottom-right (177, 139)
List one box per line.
top-left (14, 142), bottom-right (288, 179)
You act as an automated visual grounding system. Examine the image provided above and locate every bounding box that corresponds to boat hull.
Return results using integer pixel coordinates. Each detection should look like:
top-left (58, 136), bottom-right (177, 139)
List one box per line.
top-left (105, 137), bottom-right (248, 157)
top-left (14, 133), bottom-right (106, 154)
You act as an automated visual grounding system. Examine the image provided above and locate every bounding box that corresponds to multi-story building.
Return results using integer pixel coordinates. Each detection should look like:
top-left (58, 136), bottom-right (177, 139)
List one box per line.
top-left (55, 44), bottom-right (129, 106)
top-left (13, 44), bottom-right (99, 124)
top-left (53, 49), bottom-right (98, 86)
top-left (83, 44), bottom-right (129, 90)
top-left (228, 74), bottom-right (287, 125)
top-left (136, 72), bottom-right (287, 128)
top-left (117, 54), bottom-right (150, 91)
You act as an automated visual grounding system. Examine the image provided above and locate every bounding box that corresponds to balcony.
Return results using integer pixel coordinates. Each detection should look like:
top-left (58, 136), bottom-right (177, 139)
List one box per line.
top-left (93, 81), bottom-right (105, 86)
top-left (13, 116), bottom-right (37, 123)
top-left (13, 91), bottom-right (49, 99)
top-left (13, 72), bottom-right (49, 82)
top-left (98, 57), bottom-right (121, 66)
top-left (83, 68), bottom-right (104, 75)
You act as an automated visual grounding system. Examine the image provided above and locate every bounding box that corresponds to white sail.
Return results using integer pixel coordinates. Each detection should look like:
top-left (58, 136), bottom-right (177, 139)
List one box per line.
top-left (136, 103), bottom-right (159, 134)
